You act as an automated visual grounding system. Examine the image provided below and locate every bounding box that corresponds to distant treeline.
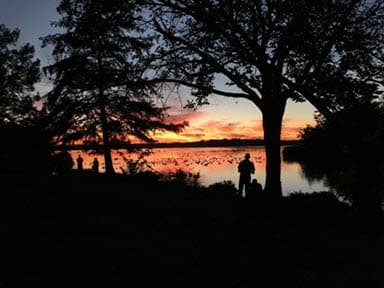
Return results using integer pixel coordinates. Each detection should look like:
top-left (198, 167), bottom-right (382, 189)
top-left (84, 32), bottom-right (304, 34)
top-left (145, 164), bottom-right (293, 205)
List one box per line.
top-left (56, 139), bottom-right (301, 150)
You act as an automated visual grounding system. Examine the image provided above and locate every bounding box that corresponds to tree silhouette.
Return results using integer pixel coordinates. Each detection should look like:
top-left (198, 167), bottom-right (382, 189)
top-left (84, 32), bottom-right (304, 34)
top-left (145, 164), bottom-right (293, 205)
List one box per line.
top-left (42, 0), bottom-right (186, 174)
top-left (141, 0), bottom-right (384, 199)
top-left (0, 24), bottom-right (40, 126)
top-left (293, 99), bottom-right (384, 216)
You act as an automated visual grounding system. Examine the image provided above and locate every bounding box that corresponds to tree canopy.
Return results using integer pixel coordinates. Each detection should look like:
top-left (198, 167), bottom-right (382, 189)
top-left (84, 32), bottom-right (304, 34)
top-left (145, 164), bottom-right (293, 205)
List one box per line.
top-left (144, 0), bottom-right (384, 112)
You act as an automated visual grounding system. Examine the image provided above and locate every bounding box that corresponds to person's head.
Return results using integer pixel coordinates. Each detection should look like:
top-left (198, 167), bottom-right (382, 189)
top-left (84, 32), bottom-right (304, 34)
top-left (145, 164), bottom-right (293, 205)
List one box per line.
top-left (245, 153), bottom-right (250, 159)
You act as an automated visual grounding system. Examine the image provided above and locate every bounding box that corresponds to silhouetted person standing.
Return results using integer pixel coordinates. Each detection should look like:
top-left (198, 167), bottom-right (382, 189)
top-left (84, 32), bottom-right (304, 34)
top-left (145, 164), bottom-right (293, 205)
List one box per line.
top-left (237, 153), bottom-right (255, 198)
top-left (76, 154), bottom-right (84, 171)
top-left (92, 157), bottom-right (99, 173)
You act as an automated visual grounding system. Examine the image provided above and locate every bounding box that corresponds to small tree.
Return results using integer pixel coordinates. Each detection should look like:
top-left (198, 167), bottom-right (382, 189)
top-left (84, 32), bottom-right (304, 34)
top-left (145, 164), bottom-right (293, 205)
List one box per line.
top-left (42, 0), bottom-right (186, 174)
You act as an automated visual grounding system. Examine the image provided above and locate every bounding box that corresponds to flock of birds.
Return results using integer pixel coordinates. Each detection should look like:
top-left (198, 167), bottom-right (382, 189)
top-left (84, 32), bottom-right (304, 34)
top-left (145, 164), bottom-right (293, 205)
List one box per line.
top-left (145, 152), bottom-right (264, 169)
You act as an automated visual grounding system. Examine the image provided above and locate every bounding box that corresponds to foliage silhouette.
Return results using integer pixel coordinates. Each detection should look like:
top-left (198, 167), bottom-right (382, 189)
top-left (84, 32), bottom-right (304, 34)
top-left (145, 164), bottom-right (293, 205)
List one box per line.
top-left (284, 101), bottom-right (384, 216)
top-left (0, 24), bottom-right (40, 126)
top-left (0, 124), bottom-right (51, 174)
top-left (205, 180), bottom-right (238, 201)
top-left (50, 150), bottom-right (74, 174)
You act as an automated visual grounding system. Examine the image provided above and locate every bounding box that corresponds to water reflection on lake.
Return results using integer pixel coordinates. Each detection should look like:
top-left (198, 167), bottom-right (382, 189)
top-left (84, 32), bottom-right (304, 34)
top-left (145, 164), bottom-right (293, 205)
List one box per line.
top-left (70, 146), bottom-right (329, 196)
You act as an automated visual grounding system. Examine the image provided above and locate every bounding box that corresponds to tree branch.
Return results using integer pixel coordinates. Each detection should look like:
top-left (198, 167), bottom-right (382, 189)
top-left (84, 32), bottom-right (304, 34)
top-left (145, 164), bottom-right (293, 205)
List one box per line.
top-left (153, 19), bottom-right (263, 108)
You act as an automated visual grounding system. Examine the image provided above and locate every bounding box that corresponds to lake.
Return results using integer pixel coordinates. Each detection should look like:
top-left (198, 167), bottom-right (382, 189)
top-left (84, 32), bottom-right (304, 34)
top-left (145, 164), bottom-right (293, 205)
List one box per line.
top-left (70, 146), bottom-right (329, 196)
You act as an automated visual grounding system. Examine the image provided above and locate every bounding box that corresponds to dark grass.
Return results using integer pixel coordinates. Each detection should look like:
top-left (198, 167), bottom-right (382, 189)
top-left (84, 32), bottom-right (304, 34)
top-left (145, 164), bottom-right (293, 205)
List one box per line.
top-left (1, 173), bottom-right (383, 288)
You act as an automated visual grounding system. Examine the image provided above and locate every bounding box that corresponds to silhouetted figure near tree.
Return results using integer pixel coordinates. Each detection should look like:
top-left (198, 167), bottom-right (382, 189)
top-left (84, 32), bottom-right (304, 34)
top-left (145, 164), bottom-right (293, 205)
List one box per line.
top-left (237, 153), bottom-right (255, 198)
top-left (76, 154), bottom-right (84, 171)
top-left (245, 178), bottom-right (264, 211)
top-left (246, 178), bottom-right (263, 200)
top-left (92, 157), bottom-right (99, 173)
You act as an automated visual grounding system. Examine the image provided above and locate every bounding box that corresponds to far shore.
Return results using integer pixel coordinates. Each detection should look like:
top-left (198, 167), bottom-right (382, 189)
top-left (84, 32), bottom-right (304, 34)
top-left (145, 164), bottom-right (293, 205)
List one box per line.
top-left (55, 138), bottom-right (301, 150)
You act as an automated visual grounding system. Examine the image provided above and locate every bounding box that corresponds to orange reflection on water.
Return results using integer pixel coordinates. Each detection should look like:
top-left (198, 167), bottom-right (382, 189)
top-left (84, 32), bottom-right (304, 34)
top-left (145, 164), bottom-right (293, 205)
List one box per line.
top-left (70, 146), bottom-right (328, 194)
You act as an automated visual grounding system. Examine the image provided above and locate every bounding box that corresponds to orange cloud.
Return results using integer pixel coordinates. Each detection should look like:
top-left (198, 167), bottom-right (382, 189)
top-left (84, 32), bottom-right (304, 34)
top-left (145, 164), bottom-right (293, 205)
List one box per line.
top-left (195, 119), bottom-right (264, 140)
top-left (282, 118), bottom-right (316, 140)
top-left (164, 111), bottom-right (207, 124)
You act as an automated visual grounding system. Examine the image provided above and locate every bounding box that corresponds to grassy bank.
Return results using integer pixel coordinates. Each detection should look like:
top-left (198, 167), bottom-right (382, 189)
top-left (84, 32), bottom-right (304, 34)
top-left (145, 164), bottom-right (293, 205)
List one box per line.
top-left (1, 173), bottom-right (383, 287)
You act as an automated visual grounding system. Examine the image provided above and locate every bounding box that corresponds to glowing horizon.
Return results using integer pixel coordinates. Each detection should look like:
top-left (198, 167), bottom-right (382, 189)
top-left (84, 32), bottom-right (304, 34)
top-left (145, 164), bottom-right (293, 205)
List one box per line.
top-left (153, 117), bottom-right (313, 143)
top-left (153, 98), bottom-right (316, 143)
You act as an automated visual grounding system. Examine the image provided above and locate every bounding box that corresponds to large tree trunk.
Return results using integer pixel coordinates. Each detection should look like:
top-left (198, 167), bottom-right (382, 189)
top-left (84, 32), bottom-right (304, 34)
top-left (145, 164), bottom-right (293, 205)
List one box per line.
top-left (262, 98), bottom-right (286, 199)
top-left (96, 48), bottom-right (115, 175)
top-left (98, 90), bottom-right (115, 175)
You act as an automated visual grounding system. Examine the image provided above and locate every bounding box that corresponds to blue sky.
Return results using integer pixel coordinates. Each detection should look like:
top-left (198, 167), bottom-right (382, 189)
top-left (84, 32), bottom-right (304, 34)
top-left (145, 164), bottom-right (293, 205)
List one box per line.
top-left (0, 0), bottom-right (60, 64)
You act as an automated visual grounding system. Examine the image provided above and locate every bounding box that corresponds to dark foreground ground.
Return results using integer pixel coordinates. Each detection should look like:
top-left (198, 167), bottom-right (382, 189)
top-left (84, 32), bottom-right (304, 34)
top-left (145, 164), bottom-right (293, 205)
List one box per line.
top-left (1, 173), bottom-right (383, 288)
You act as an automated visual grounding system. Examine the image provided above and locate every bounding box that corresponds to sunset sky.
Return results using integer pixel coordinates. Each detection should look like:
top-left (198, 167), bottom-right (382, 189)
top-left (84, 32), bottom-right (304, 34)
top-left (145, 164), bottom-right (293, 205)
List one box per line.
top-left (0, 0), bottom-right (317, 142)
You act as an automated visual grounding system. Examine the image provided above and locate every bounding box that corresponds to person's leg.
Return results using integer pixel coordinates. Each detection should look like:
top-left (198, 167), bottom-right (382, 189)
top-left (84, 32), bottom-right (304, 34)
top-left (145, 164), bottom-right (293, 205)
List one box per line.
top-left (245, 182), bottom-right (250, 199)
